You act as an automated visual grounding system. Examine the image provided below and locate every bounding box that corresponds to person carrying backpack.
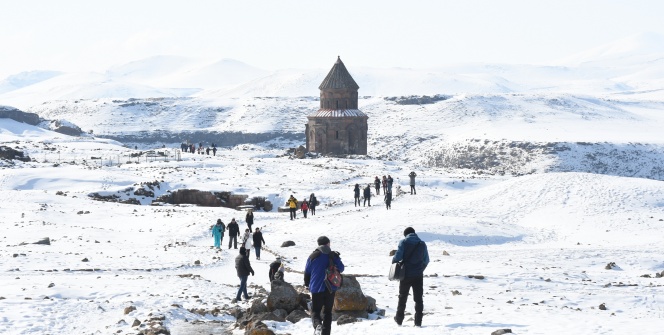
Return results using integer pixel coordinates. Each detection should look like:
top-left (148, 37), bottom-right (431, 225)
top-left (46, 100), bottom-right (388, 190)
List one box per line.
top-left (392, 227), bottom-right (429, 327)
top-left (304, 236), bottom-right (345, 335)
top-left (384, 191), bottom-right (392, 210)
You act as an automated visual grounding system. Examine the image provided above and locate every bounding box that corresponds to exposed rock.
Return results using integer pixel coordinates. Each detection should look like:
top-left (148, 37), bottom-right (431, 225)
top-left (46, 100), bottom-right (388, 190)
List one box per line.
top-left (0, 146), bottom-right (31, 162)
top-left (605, 262), bottom-right (617, 270)
top-left (267, 280), bottom-right (300, 313)
top-left (491, 330), bottom-right (512, 335)
top-left (194, 260), bottom-right (201, 265)
top-left (333, 275), bottom-right (368, 312)
top-left (443, 250), bottom-right (450, 256)
top-left (82, 258), bottom-right (89, 262)
top-left (331, 309), bottom-right (368, 321)
top-left (285, 309), bottom-right (309, 324)
top-left (0, 106), bottom-right (41, 125)
top-left (250, 299), bottom-right (268, 315)
top-left (244, 321), bottom-right (275, 335)
top-left (281, 241), bottom-right (296, 248)
top-left (365, 296), bottom-right (377, 312)
top-left (467, 275), bottom-right (485, 280)
top-left (272, 309), bottom-right (288, 319)
top-left (124, 306), bottom-right (137, 314)
top-left (451, 290), bottom-right (462, 296)
top-left (132, 319), bottom-right (141, 327)
top-left (336, 314), bottom-right (358, 325)
top-left (35, 237), bottom-right (50, 245)
top-left (48, 119), bottom-right (83, 136)
top-left (155, 189), bottom-right (224, 207)
top-left (599, 303), bottom-right (607, 310)
top-left (295, 145), bottom-right (307, 159)
top-left (48, 283), bottom-right (55, 288)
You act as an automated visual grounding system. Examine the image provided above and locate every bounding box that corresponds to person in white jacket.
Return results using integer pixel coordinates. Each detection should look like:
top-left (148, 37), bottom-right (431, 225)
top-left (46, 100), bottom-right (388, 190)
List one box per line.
top-left (242, 229), bottom-right (253, 258)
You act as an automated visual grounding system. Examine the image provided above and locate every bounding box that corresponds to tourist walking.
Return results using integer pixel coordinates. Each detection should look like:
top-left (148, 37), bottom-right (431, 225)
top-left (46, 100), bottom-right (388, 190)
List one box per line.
top-left (252, 227), bottom-right (266, 260)
top-left (227, 218), bottom-right (240, 249)
top-left (242, 228), bottom-right (253, 258)
top-left (234, 247), bottom-right (254, 302)
top-left (301, 200), bottom-right (309, 218)
top-left (309, 193), bottom-right (317, 216)
top-left (354, 184), bottom-right (361, 207)
top-left (374, 176), bottom-right (381, 195)
top-left (363, 184), bottom-right (372, 207)
top-left (211, 219), bottom-right (225, 248)
top-left (246, 209), bottom-right (254, 231)
top-left (408, 171), bottom-right (417, 195)
top-left (382, 175), bottom-right (388, 194)
top-left (384, 191), bottom-right (392, 210)
top-left (392, 227), bottom-right (429, 327)
top-left (287, 195), bottom-right (298, 220)
top-left (304, 236), bottom-right (345, 335)
top-left (387, 175), bottom-right (394, 193)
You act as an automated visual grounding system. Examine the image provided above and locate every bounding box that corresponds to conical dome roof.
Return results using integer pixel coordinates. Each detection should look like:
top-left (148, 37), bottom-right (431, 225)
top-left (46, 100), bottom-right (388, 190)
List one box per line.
top-left (318, 56), bottom-right (359, 90)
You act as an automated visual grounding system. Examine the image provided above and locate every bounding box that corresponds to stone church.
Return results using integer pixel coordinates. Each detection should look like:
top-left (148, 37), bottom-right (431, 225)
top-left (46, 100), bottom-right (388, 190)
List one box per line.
top-left (305, 57), bottom-right (368, 155)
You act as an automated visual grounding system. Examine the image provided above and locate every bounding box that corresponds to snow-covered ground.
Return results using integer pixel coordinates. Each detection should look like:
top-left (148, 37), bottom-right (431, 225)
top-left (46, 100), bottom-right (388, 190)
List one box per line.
top-left (1, 31), bottom-right (664, 335)
top-left (1, 116), bottom-right (664, 335)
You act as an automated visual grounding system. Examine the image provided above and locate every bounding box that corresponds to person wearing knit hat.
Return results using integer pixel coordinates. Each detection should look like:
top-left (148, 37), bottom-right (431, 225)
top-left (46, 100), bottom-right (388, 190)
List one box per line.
top-left (304, 236), bottom-right (344, 335)
top-left (392, 227), bottom-right (429, 327)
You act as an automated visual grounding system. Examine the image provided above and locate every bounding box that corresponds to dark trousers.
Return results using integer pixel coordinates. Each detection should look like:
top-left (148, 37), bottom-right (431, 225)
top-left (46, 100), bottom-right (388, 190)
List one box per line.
top-left (302, 209), bottom-right (308, 218)
top-left (354, 196), bottom-right (360, 207)
top-left (228, 235), bottom-right (238, 249)
top-left (386, 200), bottom-right (391, 209)
top-left (289, 207), bottom-right (296, 220)
top-left (311, 290), bottom-right (336, 335)
top-left (396, 275), bottom-right (424, 326)
top-left (254, 245), bottom-right (261, 259)
top-left (375, 185), bottom-right (380, 195)
top-left (310, 206), bottom-right (316, 215)
top-left (410, 185), bottom-right (416, 194)
top-left (364, 197), bottom-right (371, 206)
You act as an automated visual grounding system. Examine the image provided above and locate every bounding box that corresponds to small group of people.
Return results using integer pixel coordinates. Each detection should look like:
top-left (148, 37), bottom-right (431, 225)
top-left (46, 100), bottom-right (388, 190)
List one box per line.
top-left (180, 142), bottom-right (218, 156)
top-left (230, 220), bottom-right (430, 334)
top-left (286, 193), bottom-right (318, 220)
top-left (210, 209), bottom-right (263, 255)
top-left (374, 175), bottom-right (394, 195)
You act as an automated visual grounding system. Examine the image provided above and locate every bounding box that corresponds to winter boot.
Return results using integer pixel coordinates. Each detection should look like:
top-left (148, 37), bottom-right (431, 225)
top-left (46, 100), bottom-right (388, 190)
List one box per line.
top-left (393, 315), bottom-right (403, 326)
top-left (414, 313), bottom-right (422, 327)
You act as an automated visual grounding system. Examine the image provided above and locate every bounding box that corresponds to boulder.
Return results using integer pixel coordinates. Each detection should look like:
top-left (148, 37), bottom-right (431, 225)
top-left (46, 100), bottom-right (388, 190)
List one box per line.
top-left (286, 309), bottom-right (309, 324)
top-left (267, 280), bottom-right (299, 313)
top-left (336, 314), bottom-right (358, 325)
top-left (333, 275), bottom-right (368, 312)
top-left (295, 145), bottom-right (307, 159)
top-left (250, 300), bottom-right (268, 315)
top-left (272, 309), bottom-right (288, 319)
top-left (0, 106), bottom-right (41, 125)
top-left (0, 146), bottom-right (31, 162)
top-left (281, 241), bottom-right (296, 248)
top-left (365, 296), bottom-right (377, 312)
top-left (124, 305), bottom-right (137, 314)
top-left (156, 189), bottom-right (223, 207)
top-left (48, 119), bottom-right (83, 136)
top-left (491, 330), bottom-right (512, 335)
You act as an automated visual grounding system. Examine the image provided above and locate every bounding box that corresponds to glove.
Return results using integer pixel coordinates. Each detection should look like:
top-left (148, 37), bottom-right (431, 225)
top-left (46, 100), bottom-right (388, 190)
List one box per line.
top-left (251, 271), bottom-right (255, 276)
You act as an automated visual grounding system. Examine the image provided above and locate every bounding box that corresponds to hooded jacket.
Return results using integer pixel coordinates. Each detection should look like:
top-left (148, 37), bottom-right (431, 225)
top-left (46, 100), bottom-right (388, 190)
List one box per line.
top-left (304, 245), bottom-right (344, 294)
top-left (392, 233), bottom-right (429, 278)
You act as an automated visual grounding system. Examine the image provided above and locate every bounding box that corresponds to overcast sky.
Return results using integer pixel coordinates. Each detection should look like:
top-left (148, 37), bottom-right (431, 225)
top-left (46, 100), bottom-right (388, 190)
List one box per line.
top-left (1, 0), bottom-right (663, 78)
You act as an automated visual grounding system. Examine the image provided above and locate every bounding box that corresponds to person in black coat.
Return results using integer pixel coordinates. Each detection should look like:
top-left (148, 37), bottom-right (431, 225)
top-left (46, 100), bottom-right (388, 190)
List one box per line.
top-left (269, 256), bottom-right (285, 282)
top-left (384, 190), bottom-right (392, 210)
top-left (227, 218), bottom-right (241, 249)
top-left (252, 228), bottom-right (266, 260)
top-left (245, 209), bottom-right (254, 231)
top-left (309, 193), bottom-right (317, 216)
top-left (363, 184), bottom-right (372, 207)
top-left (353, 184), bottom-right (361, 207)
top-left (234, 247), bottom-right (254, 301)
top-left (374, 176), bottom-right (381, 195)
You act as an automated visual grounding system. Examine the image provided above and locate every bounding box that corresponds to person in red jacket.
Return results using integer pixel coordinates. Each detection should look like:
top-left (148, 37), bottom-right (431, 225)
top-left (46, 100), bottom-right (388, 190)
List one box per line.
top-left (301, 200), bottom-right (309, 218)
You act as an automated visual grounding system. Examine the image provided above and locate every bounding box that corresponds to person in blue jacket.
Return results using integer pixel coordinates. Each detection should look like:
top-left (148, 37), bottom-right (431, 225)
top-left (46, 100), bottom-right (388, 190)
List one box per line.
top-left (304, 236), bottom-right (344, 335)
top-left (392, 227), bottom-right (429, 327)
top-left (211, 219), bottom-right (225, 248)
